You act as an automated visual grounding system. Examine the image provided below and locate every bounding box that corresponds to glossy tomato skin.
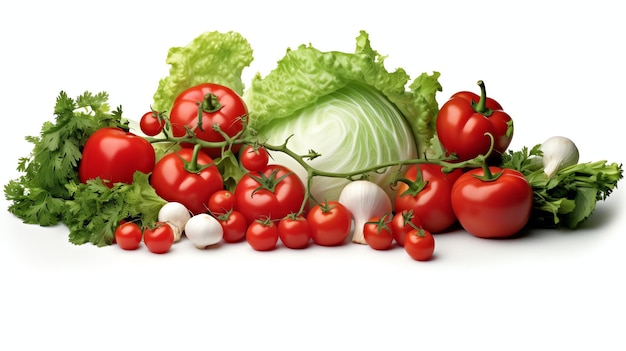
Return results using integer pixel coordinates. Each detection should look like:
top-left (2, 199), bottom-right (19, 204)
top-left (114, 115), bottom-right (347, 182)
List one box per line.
top-left (218, 210), bottom-right (248, 243)
top-left (394, 163), bottom-right (458, 233)
top-left (234, 165), bottom-right (306, 223)
top-left (363, 215), bottom-right (394, 250)
top-left (143, 222), bottom-right (174, 254)
top-left (278, 216), bottom-right (311, 249)
top-left (150, 148), bottom-right (224, 215)
top-left (390, 210), bottom-right (423, 247)
top-left (451, 167), bottom-right (533, 238)
top-left (78, 127), bottom-right (155, 187)
top-left (208, 189), bottom-right (235, 215)
top-left (139, 111), bottom-right (165, 136)
top-left (307, 201), bottom-right (351, 247)
top-left (404, 229), bottom-right (435, 261)
top-left (246, 221), bottom-right (279, 251)
top-left (436, 86), bottom-right (513, 162)
top-left (240, 145), bottom-right (269, 172)
top-left (114, 222), bottom-right (143, 250)
top-left (169, 83), bottom-right (247, 159)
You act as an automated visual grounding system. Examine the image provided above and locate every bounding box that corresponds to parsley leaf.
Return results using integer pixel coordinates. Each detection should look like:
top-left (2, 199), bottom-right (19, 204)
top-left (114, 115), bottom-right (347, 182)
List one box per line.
top-left (502, 145), bottom-right (623, 229)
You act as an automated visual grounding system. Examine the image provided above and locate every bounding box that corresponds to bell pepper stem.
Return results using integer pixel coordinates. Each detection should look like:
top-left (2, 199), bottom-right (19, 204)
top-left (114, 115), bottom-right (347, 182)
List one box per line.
top-left (474, 80), bottom-right (493, 116)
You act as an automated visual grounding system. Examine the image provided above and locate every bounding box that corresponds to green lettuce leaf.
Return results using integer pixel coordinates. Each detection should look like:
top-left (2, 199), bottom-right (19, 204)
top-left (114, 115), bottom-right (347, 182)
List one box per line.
top-left (243, 30), bottom-right (441, 156)
top-left (152, 31), bottom-right (254, 113)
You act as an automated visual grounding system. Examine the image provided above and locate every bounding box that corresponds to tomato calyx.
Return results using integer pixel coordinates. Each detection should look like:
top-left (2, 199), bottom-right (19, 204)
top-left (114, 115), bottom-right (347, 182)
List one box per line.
top-left (196, 92), bottom-right (223, 132)
top-left (248, 168), bottom-right (294, 195)
top-left (365, 213), bottom-right (393, 234)
top-left (400, 209), bottom-right (420, 230)
top-left (177, 144), bottom-right (216, 174)
top-left (394, 168), bottom-right (429, 198)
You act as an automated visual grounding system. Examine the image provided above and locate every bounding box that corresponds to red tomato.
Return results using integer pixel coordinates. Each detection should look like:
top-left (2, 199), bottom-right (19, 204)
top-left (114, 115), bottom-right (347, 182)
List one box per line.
top-left (246, 220), bottom-right (279, 251)
top-left (151, 147), bottom-right (224, 215)
top-left (78, 127), bottom-right (155, 187)
top-left (240, 145), bottom-right (270, 172)
top-left (436, 80), bottom-right (514, 162)
top-left (234, 164), bottom-right (306, 223)
top-left (451, 166), bottom-right (533, 238)
top-left (139, 110), bottom-right (165, 136)
top-left (217, 210), bottom-right (248, 243)
top-left (363, 214), bottom-right (394, 250)
top-left (169, 83), bottom-right (247, 158)
top-left (114, 221), bottom-right (143, 250)
top-left (208, 190), bottom-right (235, 215)
top-left (278, 215), bottom-right (311, 249)
top-left (390, 210), bottom-right (423, 247)
top-left (143, 222), bottom-right (174, 254)
top-left (307, 201), bottom-right (351, 247)
top-left (404, 228), bottom-right (435, 261)
top-left (394, 163), bottom-right (457, 233)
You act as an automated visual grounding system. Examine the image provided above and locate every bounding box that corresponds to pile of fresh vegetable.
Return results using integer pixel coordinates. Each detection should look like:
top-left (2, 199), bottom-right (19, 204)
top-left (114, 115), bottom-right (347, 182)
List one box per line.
top-left (4, 30), bottom-right (623, 261)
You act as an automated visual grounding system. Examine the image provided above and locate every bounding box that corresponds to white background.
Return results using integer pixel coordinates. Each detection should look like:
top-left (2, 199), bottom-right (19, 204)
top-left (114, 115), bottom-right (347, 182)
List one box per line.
top-left (1, 1), bottom-right (624, 350)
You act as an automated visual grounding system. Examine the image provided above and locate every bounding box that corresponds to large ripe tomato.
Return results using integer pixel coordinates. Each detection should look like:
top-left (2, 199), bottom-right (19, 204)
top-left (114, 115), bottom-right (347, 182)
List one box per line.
top-left (233, 164), bottom-right (306, 223)
top-left (169, 83), bottom-right (247, 159)
top-left (451, 166), bottom-right (533, 238)
top-left (78, 127), bottom-right (155, 187)
top-left (307, 201), bottom-right (351, 247)
top-left (436, 80), bottom-right (514, 161)
top-left (394, 163), bottom-right (458, 233)
top-left (150, 146), bottom-right (224, 215)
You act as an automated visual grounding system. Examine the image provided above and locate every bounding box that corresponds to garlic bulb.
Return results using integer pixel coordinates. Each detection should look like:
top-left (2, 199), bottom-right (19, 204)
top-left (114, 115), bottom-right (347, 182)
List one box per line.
top-left (338, 180), bottom-right (392, 244)
top-left (540, 136), bottom-right (579, 177)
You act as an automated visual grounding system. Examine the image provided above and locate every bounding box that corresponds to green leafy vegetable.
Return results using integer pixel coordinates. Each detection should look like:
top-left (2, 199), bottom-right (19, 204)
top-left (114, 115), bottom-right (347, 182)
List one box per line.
top-left (151, 31), bottom-right (254, 113)
top-left (4, 91), bottom-right (167, 246)
top-left (502, 145), bottom-right (623, 229)
top-left (242, 31), bottom-right (441, 202)
top-left (4, 91), bottom-right (127, 226)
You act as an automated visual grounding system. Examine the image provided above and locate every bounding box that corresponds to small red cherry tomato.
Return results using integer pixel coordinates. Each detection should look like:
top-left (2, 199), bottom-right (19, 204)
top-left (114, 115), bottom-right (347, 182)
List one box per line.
top-left (143, 222), bottom-right (175, 254)
top-left (363, 214), bottom-right (394, 250)
top-left (114, 221), bottom-right (143, 250)
top-left (307, 201), bottom-right (351, 247)
top-left (278, 215), bottom-right (311, 249)
top-left (240, 145), bottom-right (270, 172)
top-left (208, 190), bottom-right (236, 215)
top-left (390, 210), bottom-right (423, 247)
top-left (246, 220), bottom-right (279, 251)
top-left (404, 228), bottom-right (435, 261)
top-left (139, 110), bottom-right (165, 136)
top-left (218, 210), bottom-right (248, 243)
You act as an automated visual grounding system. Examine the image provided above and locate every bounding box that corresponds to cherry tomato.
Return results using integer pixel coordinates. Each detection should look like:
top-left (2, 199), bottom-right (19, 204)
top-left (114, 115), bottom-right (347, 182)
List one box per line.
top-left (246, 220), bottom-right (279, 251)
top-left (436, 80), bottom-right (514, 162)
top-left (143, 222), bottom-right (174, 254)
top-left (394, 163), bottom-right (458, 233)
top-left (363, 214), bottom-right (394, 250)
top-left (208, 190), bottom-right (236, 215)
top-left (240, 145), bottom-right (270, 172)
top-left (451, 166), bottom-right (533, 238)
top-left (307, 201), bottom-right (351, 247)
top-left (78, 127), bottom-right (155, 188)
top-left (114, 221), bottom-right (143, 250)
top-left (234, 164), bottom-right (306, 223)
top-left (217, 210), bottom-right (248, 243)
top-left (169, 83), bottom-right (247, 158)
top-left (404, 228), bottom-right (435, 261)
top-left (390, 210), bottom-right (423, 247)
top-left (150, 147), bottom-right (224, 215)
top-left (278, 215), bottom-right (311, 249)
top-left (139, 110), bottom-right (165, 136)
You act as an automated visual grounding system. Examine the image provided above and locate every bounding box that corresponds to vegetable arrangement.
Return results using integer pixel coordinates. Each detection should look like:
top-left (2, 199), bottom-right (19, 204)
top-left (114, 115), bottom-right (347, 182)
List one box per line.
top-left (4, 31), bottom-right (623, 261)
